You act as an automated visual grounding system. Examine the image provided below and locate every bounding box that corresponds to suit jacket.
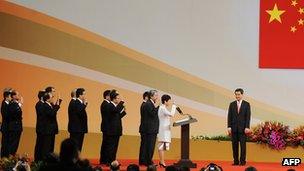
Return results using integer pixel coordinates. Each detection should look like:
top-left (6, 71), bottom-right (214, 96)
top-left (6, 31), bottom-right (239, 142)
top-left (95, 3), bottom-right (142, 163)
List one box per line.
top-left (1, 100), bottom-right (10, 132)
top-left (139, 99), bottom-right (159, 134)
top-left (7, 101), bottom-right (23, 132)
top-left (68, 99), bottom-right (88, 133)
top-left (35, 100), bottom-right (45, 134)
top-left (139, 101), bottom-right (145, 134)
top-left (100, 100), bottom-right (111, 133)
top-left (107, 101), bottom-right (126, 136)
top-left (42, 102), bottom-right (60, 135)
top-left (227, 100), bottom-right (251, 133)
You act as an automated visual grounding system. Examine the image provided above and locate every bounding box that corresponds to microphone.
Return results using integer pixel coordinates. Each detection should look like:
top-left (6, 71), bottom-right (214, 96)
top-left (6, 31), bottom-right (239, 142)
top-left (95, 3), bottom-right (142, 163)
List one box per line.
top-left (176, 106), bottom-right (183, 114)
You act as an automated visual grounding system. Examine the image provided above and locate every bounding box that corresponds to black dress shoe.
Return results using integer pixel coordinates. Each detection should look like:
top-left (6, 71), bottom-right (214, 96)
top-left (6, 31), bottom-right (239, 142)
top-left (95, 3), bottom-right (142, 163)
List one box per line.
top-left (240, 162), bottom-right (246, 166)
top-left (232, 162), bottom-right (239, 166)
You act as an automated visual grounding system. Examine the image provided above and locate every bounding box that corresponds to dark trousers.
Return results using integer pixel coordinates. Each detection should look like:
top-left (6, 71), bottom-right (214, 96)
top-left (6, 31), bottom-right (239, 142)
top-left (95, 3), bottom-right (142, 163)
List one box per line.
top-left (7, 131), bottom-right (22, 156)
top-left (34, 134), bottom-right (43, 161)
top-left (139, 133), bottom-right (157, 165)
top-left (107, 135), bottom-right (120, 163)
top-left (70, 133), bottom-right (85, 151)
top-left (231, 131), bottom-right (246, 163)
top-left (34, 134), bottom-right (56, 161)
top-left (34, 134), bottom-right (55, 161)
top-left (139, 133), bottom-right (146, 164)
top-left (100, 133), bottom-right (109, 164)
top-left (1, 131), bottom-right (9, 157)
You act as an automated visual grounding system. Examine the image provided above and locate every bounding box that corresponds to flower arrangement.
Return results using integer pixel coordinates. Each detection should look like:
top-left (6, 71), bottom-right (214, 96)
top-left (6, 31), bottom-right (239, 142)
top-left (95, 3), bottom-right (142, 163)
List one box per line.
top-left (286, 125), bottom-right (304, 147)
top-left (250, 121), bottom-right (290, 150)
top-left (192, 121), bottom-right (297, 150)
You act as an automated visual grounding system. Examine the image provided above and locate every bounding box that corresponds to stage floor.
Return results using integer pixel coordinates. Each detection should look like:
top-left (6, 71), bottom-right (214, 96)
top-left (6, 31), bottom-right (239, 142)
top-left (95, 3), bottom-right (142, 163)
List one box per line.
top-left (91, 159), bottom-right (304, 171)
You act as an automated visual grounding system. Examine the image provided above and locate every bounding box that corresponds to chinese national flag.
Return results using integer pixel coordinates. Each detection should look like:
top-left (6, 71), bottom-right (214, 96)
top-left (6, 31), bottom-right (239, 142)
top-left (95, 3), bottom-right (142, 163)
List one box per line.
top-left (259, 0), bottom-right (304, 68)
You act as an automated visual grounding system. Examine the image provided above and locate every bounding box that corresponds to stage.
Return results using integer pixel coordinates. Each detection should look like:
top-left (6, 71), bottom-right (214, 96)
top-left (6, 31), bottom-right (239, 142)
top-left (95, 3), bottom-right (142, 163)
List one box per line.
top-left (90, 159), bottom-right (304, 171)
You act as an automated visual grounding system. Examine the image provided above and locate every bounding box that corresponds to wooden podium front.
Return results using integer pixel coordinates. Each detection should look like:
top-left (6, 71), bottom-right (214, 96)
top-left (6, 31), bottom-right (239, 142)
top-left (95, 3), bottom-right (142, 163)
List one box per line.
top-left (173, 116), bottom-right (197, 168)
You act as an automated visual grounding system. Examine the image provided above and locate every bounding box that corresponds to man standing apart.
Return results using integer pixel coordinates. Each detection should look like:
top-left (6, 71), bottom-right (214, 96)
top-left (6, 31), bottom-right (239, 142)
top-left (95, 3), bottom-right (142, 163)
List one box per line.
top-left (227, 88), bottom-right (251, 166)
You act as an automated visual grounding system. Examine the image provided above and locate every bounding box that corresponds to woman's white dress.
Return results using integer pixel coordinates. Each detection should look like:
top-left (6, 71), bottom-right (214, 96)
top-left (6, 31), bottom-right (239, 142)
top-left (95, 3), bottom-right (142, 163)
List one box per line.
top-left (158, 104), bottom-right (177, 143)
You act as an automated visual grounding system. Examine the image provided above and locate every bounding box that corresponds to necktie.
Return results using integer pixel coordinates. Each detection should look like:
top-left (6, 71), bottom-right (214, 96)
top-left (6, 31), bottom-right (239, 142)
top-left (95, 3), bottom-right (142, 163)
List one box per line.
top-left (237, 102), bottom-right (240, 113)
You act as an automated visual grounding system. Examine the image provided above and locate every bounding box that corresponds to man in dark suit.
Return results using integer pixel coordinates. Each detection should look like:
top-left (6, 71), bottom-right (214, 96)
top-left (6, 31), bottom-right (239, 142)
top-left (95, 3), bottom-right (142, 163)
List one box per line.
top-left (227, 88), bottom-right (251, 166)
top-left (41, 93), bottom-right (60, 157)
top-left (1, 89), bottom-right (12, 157)
top-left (68, 88), bottom-right (88, 151)
top-left (138, 91), bottom-right (150, 165)
top-left (107, 91), bottom-right (126, 163)
top-left (34, 90), bottom-right (46, 161)
top-left (99, 89), bottom-right (111, 165)
top-left (7, 90), bottom-right (23, 156)
top-left (139, 90), bottom-right (159, 166)
top-left (45, 86), bottom-right (62, 108)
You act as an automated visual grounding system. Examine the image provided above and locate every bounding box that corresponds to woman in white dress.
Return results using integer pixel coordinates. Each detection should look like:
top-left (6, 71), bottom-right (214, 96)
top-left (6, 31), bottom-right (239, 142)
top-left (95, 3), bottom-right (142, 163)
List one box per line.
top-left (158, 94), bottom-right (177, 167)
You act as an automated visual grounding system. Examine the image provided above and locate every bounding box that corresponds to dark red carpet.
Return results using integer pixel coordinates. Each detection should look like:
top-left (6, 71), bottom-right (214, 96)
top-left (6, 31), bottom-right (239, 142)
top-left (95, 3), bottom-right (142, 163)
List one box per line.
top-left (90, 159), bottom-right (304, 171)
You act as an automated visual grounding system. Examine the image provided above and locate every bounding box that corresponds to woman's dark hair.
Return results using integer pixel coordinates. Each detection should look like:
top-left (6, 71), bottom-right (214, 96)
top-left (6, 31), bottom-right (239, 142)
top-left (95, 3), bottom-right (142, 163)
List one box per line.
top-left (161, 94), bottom-right (171, 104)
top-left (59, 138), bottom-right (79, 163)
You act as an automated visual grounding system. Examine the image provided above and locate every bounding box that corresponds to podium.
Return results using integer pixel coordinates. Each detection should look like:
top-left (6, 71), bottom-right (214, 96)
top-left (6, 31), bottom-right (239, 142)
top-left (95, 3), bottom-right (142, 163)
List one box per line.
top-left (173, 115), bottom-right (197, 168)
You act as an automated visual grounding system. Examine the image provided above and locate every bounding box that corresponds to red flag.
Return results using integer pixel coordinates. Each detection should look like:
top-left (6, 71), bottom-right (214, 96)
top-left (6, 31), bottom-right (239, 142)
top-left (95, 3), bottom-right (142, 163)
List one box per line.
top-left (259, 0), bottom-right (304, 69)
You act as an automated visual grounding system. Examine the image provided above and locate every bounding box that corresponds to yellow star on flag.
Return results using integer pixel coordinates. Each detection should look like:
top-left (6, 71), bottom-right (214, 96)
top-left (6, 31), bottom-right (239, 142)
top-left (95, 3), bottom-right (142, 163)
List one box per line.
top-left (290, 26), bottom-right (297, 33)
top-left (266, 4), bottom-right (285, 23)
top-left (299, 7), bottom-right (304, 14)
top-left (298, 19), bottom-right (304, 25)
top-left (291, 0), bottom-right (298, 6)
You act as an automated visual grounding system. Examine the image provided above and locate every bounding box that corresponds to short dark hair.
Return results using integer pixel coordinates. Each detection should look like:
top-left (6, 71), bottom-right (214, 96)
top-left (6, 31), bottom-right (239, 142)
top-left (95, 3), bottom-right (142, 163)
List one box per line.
top-left (161, 94), bottom-right (171, 104)
top-left (143, 91), bottom-right (150, 100)
top-left (45, 86), bottom-right (55, 93)
top-left (59, 138), bottom-right (79, 163)
top-left (43, 93), bottom-right (51, 101)
top-left (38, 90), bottom-right (45, 100)
top-left (10, 90), bottom-right (17, 97)
top-left (126, 164), bottom-right (139, 171)
top-left (147, 165), bottom-right (157, 171)
top-left (110, 92), bottom-right (119, 101)
top-left (110, 89), bottom-right (117, 94)
top-left (76, 88), bottom-right (85, 98)
top-left (235, 88), bottom-right (244, 94)
top-left (165, 165), bottom-right (180, 171)
top-left (245, 166), bottom-right (257, 171)
top-left (3, 91), bottom-right (11, 98)
top-left (103, 90), bottom-right (111, 99)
